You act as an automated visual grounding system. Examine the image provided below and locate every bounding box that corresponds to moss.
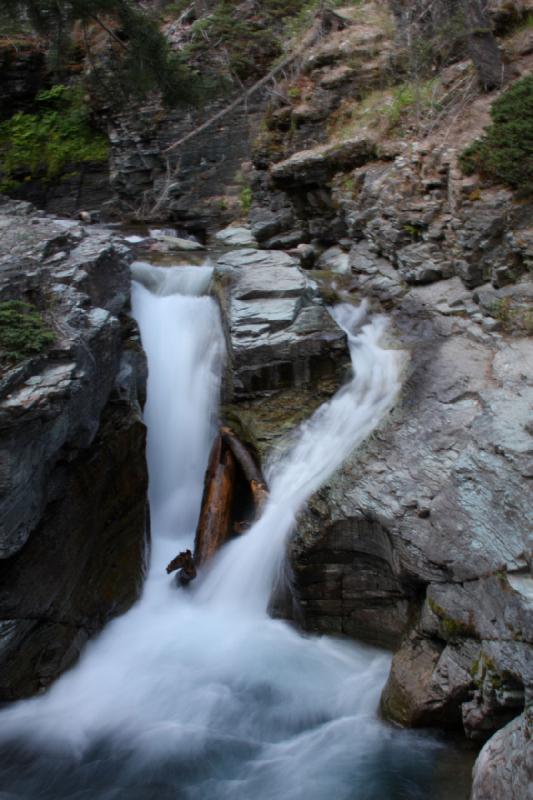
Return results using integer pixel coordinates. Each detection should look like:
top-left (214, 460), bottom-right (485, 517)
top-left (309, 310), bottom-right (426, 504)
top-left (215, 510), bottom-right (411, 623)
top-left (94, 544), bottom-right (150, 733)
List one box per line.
top-left (490, 298), bottom-right (533, 334)
top-left (0, 83), bottom-right (108, 190)
top-left (469, 656), bottom-right (480, 678)
top-left (427, 597), bottom-right (475, 639)
top-left (0, 301), bottom-right (54, 364)
top-left (403, 223), bottom-right (422, 240)
top-left (460, 75), bottom-right (533, 197)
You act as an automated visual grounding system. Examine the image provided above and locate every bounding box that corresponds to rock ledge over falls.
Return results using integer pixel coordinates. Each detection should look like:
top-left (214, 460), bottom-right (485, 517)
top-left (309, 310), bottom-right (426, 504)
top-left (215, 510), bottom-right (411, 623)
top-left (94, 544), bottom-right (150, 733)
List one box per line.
top-left (211, 248), bottom-right (350, 460)
top-left (0, 197), bottom-right (148, 700)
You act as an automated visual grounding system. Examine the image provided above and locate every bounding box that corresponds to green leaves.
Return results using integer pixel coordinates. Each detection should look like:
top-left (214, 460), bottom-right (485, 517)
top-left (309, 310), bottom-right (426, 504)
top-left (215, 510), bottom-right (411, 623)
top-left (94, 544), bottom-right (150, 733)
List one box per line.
top-left (460, 75), bottom-right (533, 196)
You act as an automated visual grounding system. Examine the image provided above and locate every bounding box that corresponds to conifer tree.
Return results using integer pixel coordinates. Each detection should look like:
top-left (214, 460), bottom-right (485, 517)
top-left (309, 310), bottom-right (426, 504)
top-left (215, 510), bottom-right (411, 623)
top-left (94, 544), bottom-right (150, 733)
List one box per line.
top-left (1, 0), bottom-right (201, 105)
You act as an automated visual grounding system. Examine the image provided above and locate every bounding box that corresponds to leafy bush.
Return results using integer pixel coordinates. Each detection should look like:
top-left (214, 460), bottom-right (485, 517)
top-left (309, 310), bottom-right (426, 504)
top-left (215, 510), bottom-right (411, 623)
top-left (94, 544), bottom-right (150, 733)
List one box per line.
top-left (0, 301), bottom-right (54, 363)
top-left (0, 84), bottom-right (108, 190)
top-left (460, 75), bottom-right (533, 196)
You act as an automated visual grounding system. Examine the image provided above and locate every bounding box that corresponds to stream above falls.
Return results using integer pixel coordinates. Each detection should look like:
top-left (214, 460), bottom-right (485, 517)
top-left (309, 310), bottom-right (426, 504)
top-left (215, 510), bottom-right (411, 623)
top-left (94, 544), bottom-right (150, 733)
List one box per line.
top-left (0, 260), bottom-right (474, 800)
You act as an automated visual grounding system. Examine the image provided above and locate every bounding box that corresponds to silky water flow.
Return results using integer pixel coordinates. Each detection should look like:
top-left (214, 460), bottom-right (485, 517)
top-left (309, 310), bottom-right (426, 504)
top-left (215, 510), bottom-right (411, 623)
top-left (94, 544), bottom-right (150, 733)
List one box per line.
top-left (0, 264), bottom-right (470, 800)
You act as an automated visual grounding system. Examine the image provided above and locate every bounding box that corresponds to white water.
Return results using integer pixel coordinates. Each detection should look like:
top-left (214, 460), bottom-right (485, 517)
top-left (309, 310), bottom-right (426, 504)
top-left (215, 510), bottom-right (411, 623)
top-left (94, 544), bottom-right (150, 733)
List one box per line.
top-left (0, 264), bottom-right (448, 800)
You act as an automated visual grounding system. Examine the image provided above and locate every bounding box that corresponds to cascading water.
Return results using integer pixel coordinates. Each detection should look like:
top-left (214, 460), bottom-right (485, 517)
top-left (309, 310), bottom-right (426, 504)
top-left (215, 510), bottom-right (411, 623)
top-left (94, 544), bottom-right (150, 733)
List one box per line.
top-left (0, 263), bottom-right (469, 800)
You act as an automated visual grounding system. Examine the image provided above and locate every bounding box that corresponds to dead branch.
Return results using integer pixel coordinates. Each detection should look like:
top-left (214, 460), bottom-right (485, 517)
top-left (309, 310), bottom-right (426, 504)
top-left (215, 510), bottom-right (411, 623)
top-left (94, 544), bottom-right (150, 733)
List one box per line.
top-left (162, 10), bottom-right (336, 156)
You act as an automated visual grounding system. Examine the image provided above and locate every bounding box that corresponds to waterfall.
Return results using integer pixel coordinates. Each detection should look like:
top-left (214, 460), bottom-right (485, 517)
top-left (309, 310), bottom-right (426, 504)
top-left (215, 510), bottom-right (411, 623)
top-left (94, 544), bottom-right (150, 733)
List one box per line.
top-left (0, 263), bottom-right (455, 800)
top-left (199, 301), bottom-right (401, 615)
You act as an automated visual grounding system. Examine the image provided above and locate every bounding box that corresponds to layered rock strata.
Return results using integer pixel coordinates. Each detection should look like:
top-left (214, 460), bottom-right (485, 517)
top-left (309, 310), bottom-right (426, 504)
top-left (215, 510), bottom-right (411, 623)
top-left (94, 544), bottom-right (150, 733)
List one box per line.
top-left (210, 248), bottom-right (350, 460)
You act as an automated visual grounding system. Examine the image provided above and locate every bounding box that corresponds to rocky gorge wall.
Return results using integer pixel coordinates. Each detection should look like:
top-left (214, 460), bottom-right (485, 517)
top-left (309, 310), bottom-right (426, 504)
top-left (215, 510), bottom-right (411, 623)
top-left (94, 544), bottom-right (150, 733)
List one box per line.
top-left (0, 197), bottom-right (148, 700)
top-left (206, 1), bottom-right (533, 795)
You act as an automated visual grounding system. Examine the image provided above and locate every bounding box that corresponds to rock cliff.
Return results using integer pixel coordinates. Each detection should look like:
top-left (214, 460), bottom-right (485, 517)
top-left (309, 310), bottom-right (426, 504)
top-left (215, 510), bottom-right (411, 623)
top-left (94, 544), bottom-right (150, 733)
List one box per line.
top-left (0, 197), bottom-right (148, 700)
top-left (206, 0), bottom-right (533, 791)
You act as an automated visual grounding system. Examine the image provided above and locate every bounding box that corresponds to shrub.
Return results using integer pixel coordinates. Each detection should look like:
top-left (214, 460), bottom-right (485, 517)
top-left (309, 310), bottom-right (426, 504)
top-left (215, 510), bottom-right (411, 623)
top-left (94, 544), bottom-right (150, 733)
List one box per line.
top-left (460, 75), bottom-right (533, 196)
top-left (0, 301), bottom-right (54, 363)
top-left (0, 84), bottom-right (108, 190)
top-left (240, 186), bottom-right (253, 214)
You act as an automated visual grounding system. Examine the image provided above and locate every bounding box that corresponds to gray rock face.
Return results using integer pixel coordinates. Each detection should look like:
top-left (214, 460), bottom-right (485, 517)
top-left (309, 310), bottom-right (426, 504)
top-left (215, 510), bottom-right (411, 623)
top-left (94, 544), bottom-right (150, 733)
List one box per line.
top-left (213, 249), bottom-right (349, 400)
top-left (471, 709), bottom-right (533, 800)
top-left (215, 226), bottom-right (257, 247)
top-left (287, 271), bottom-right (533, 739)
top-left (211, 248), bottom-right (351, 459)
top-left (0, 43), bottom-right (46, 121)
top-left (270, 136), bottom-right (376, 189)
top-left (0, 198), bottom-right (148, 700)
top-left (108, 94), bottom-right (266, 227)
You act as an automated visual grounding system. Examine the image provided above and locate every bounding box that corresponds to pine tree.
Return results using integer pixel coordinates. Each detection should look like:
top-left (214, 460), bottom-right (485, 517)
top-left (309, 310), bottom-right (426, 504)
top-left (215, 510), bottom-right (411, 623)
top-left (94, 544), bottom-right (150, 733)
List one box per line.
top-left (1, 0), bottom-right (202, 106)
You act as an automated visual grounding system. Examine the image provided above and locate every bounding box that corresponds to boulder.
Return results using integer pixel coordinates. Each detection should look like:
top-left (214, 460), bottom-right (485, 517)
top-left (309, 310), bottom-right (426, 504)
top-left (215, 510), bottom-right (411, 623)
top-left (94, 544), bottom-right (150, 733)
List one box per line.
top-left (396, 242), bottom-right (449, 284)
top-left (471, 709), bottom-right (533, 800)
top-left (214, 226), bottom-right (257, 247)
top-left (317, 246), bottom-right (350, 274)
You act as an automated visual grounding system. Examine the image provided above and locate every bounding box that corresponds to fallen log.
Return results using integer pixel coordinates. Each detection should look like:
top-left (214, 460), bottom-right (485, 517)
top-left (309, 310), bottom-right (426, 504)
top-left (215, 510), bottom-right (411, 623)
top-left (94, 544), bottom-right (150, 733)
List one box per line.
top-left (166, 429), bottom-right (269, 584)
top-left (193, 435), bottom-right (236, 567)
top-left (220, 426), bottom-right (268, 514)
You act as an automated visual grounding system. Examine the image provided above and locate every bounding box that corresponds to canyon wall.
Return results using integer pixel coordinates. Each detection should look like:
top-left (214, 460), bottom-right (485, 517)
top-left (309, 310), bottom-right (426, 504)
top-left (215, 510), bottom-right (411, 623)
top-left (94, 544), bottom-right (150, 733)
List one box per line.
top-left (0, 197), bottom-right (148, 700)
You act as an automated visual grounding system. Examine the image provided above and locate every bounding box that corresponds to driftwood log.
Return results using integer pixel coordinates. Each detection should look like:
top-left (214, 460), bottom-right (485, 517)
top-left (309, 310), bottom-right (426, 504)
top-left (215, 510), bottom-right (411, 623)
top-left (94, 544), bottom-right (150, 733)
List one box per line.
top-left (166, 428), bottom-right (268, 583)
top-left (193, 434), bottom-right (236, 567)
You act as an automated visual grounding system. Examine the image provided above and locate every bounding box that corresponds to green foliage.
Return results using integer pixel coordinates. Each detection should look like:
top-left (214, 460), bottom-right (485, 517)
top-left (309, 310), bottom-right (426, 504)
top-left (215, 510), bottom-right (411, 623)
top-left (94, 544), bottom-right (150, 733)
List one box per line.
top-left (240, 185), bottom-right (252, 214)
top-left (0, 84), bottom-right (108, 189)
top-left (460, 75), bottom-right (533, 196)
top-left (0, 301), bottom-right (54, 364)
top-left (403, 223), bottom-right (422, 240)
top-left (387, 80), bottom-right (440, 127)
top-left (162, 0), bottom-right (191, 18)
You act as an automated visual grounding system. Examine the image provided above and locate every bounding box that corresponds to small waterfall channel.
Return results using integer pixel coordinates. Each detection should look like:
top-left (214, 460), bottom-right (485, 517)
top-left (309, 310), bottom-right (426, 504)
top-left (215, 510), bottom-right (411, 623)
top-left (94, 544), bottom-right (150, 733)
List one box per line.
top-left (0, 262), bottom-right (470, 799)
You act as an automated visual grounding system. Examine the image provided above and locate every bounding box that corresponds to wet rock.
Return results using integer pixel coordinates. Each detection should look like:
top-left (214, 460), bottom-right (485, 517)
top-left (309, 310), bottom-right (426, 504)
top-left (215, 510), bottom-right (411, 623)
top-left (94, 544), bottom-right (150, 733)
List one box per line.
top-left (0, 201), bottom-right (148, 699)
top-left (150, 233), bottom-right (204, 251)
top-left (215, 226), bottom-right (257, 247)
top-left (471, 708), bottom-right (533, 800)
top-left (212, 249), bottom-right (349, 399)
top-left (317, 246), bottom-right (350, 274)
top-left (380, 634), bottom-right (475, 728)
top-left (287, 278), bottom-right (533, 733)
